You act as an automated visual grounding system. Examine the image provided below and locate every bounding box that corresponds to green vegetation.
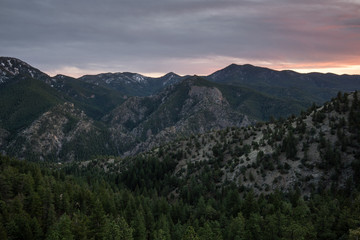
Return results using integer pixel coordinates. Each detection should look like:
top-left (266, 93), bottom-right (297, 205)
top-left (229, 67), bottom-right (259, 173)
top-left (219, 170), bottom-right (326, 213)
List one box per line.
top-left (1, 152), bottom-right (360, 240)
top-left (2, 58), bottom-right (360, 239)
top-left (0, 77), bottom-right (62, 133)
top-left (192, 76), bottom-right (306, 120)
top-left (54, 76), bottom-right (125, 120)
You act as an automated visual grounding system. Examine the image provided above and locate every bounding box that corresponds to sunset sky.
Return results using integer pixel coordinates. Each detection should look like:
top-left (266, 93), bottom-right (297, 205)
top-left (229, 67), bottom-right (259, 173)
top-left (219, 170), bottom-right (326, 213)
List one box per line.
top-left (1, 0), bottom-right (360, 77)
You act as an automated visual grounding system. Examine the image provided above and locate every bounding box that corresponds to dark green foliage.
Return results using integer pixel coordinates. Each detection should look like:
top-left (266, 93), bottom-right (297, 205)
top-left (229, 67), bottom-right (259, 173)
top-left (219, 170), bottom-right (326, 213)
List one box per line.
top-left (121, 156), bottom-right (178, 194)
top-left (52, 76), bottom-right (125, 120)
top-left (59, 128), bottom-right (117, 161)
top-left (282, 131), bottom-right (298, 159)
top-left (0, 77), bottom-right (62, 133)
top-left (214, 81), bottom-right (305, 121)
top-left (1, 155), bottom-right (360, 240)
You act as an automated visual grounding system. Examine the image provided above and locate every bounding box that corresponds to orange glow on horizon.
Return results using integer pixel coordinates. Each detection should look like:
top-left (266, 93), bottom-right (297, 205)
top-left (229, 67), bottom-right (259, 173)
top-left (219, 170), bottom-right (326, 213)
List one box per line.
top-left (45, 59), bottom-right (360, 79)
top-left (269, 61), bottom-right (360, 75)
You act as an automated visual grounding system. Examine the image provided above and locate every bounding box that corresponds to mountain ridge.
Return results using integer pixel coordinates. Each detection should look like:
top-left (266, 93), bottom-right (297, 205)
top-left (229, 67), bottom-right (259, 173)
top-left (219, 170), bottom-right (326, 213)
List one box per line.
top-left (82, 91), bottom-right (360, 196)
top-left (1, 56), bottom-right (360, 161)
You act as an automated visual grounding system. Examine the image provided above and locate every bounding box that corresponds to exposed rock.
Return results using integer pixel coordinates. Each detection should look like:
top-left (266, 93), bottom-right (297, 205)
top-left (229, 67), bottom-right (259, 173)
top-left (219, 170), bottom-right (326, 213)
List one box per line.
top-left (9, 102), bottom-right (95, 160)
top-left (106, 77), bottom-right (253, 156)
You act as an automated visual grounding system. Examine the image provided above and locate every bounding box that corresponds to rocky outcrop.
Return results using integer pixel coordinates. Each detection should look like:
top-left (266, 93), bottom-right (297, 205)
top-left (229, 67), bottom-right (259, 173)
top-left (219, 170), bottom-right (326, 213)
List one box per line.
top-left (9, 102), bottom-right (95, 160)
top-left (106, 77), bottom-right (252, 156)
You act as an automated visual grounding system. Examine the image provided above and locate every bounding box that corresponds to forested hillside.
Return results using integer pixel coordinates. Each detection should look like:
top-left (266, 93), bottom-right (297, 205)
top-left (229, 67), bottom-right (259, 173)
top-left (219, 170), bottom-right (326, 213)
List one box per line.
top-left (1, 154), bottom-right (360, 240)
top-left (0, 91), bottom-right (356, 239)
top-left (83, 91), bottom-right (360, 196)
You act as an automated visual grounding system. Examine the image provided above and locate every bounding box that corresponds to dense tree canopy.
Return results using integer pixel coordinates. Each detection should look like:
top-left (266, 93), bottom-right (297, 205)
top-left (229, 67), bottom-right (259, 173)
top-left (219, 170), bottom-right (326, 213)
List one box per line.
top-left (1, 155), bottom-right (360, 240)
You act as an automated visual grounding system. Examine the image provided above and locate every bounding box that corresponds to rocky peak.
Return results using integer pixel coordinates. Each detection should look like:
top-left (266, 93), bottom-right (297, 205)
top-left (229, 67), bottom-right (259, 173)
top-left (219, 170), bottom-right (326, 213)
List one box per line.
top-left (188, 85), bottom-right (226, 105)
top-left (0, 57), bottom-right (49, 83)
top-left (160, 72), bottom-right (181, 86)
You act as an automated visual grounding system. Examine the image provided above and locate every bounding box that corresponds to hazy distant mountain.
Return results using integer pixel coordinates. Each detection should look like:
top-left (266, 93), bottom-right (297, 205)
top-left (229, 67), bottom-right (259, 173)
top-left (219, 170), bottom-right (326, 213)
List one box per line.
top-left (79, 71), bottom-right (183, 96)
top-left (207, 63), bottom-right (360, 105)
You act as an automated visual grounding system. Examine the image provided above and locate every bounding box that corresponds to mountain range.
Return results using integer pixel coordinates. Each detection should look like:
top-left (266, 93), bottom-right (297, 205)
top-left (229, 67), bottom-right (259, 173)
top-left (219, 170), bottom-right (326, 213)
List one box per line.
top-left (1, 56), bottom-right (360, 161)
top-left (79, 90), bottom-right (360, 196)
top-left (1, 57), bottom-right (360, 239)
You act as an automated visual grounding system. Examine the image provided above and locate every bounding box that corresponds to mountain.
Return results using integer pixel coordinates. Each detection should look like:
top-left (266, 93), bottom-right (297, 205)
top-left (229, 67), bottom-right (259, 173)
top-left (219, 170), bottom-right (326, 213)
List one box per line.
top-left (0, 57), bottom-right (125, 120)
top-left (104, 76), bottom-right (250, 155)
top-left (7, 102), bottom-right (115, 161)
top-left (2, 56), bottom-right (360, 162)
top-left (0, 74), bottom-right (63, 134)
top-left (0, 57), bottom-right (122, 159)
top-left (0, 57), bottom-right (49, 84)
top-left (1, 90), bottom-right (360, 240)
top-left (49, 74), bottom-right (125, 119)
top-left (2, 59), bottom-right (360, 239)
top-left (79, 71), bottom-right (183, 96)
top-left (103, 76), bottom-right (309, 156)
top-left (84, 91), bottom-right (360, 196)
top-left (207, 63), bottom-right (360, 106)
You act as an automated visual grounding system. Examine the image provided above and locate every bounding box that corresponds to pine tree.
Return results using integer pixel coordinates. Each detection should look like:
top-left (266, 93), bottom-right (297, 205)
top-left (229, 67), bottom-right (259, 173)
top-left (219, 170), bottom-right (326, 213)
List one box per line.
top-left (350, 227), bottom-right (360, 240)
top-left (132, 209), bottom-right (147, 240)
top-left (89, 199), bottom-right (106, 240)
top-left (182, 226), bottom-right (199, 240)
top-left (226, 212), bottom-right (245, 240)
top-left (46, 214), bottom-right (74, 240)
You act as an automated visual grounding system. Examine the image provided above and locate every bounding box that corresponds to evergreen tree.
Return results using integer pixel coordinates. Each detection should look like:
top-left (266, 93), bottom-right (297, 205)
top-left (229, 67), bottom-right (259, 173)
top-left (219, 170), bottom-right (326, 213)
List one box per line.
top-left (89, 199), bottom-right (106, 240)
top-left (182, 226), bottom-right (200, 240)
top-left (132, 209), bottom-right (147, 240)
top-left (46, 214), bottom-right (74, 240)
top-left (226, 212), bottom-right (245, 240)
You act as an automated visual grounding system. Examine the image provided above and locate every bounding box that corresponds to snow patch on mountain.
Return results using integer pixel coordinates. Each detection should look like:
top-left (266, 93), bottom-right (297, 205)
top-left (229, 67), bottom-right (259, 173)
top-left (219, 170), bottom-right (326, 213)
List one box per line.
top-left (132, 74), bottom-right (145, 83)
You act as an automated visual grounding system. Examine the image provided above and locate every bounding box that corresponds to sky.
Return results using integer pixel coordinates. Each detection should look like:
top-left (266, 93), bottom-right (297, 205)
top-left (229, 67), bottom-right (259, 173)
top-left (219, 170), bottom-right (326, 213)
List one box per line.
top-left (1, 0), bottom-right (360, 77)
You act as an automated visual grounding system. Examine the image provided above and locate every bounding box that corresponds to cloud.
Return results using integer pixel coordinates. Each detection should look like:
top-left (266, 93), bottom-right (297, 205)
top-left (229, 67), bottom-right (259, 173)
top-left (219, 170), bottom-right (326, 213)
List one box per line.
top-left (1, 0), bottom-right (359, 76)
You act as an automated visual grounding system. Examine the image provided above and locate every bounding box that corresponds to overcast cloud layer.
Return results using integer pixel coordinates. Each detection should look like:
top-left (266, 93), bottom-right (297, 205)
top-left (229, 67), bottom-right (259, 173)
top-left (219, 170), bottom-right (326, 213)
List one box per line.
top-left (1, 0), bottom-right (360, 77)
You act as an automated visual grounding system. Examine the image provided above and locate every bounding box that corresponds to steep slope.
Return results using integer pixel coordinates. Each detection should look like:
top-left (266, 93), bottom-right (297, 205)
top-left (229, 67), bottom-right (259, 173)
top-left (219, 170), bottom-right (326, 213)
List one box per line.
top-left (7, 102), bottom-right (116, 161)
top-left (0, 57), bottom-right (125, 120)
top-left (50, 74), bottom-right (125, 119)
top-left (0, 57), bottom-right (49, 84)
top-left (162, 91), bottom-right (360, 194)
top-left (104, 76), bottom-right (249, 155)
top-left (0, 75), bottom-right (63, 133)
top-left (89, 91), bottom-right (360, 195)
top-left (104, 76), bottom-right (306, 156)
top-left (0, 58), bottom-right (121, 160)
top-left (207, 63), bottom-right (360, 105)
